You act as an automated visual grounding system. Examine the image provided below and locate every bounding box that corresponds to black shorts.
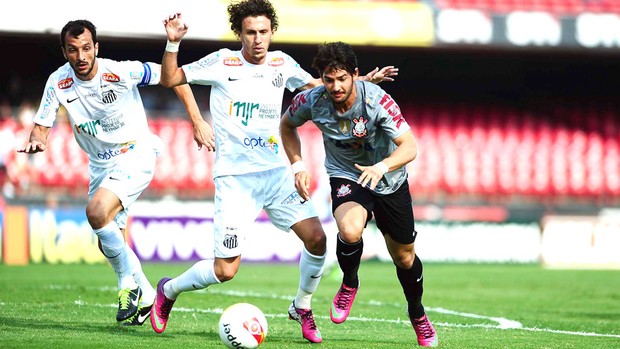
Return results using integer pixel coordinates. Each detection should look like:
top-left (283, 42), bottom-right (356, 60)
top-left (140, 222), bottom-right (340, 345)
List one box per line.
top-left (330, 177), bottom-right (417, 244)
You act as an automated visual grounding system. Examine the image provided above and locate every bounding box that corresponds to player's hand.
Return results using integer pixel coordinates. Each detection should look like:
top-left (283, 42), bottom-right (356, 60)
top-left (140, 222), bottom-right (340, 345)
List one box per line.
top-left (364, 66), bottom-right (399, 84)
top-left (16, 141), bottom-right (46, 154)
top-left (294, 171), bottom-right (312, 201)
top-left (163, 13), bottom-right (188, 42)
top-left (192, 119), bottom-right (216, 151)
top-left (355, 163), bottom-right (384, 190)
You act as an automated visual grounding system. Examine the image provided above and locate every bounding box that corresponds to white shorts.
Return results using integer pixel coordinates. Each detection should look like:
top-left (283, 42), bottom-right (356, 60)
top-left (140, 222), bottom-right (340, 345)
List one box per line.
top-left (88, 141), bottom-right (158, 229)
top-left (213, 166), bottom-right (318, 258)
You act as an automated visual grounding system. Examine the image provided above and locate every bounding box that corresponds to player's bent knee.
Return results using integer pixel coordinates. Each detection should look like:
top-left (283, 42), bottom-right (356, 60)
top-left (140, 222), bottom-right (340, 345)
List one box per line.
top-left (393, 253), bottom-right (414, 269)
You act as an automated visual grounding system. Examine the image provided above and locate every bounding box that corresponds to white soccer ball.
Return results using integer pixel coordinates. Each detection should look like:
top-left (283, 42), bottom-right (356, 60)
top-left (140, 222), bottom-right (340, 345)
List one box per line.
top-left (218, 303), bottom-right (268, 349)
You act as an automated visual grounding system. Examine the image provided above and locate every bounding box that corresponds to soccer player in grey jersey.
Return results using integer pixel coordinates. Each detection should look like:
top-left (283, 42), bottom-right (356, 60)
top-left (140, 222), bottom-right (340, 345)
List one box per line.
top-left (280, 41), bottom-right (438, 347)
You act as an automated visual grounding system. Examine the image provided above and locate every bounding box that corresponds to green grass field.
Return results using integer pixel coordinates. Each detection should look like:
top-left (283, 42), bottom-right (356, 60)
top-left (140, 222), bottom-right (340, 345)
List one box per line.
top-left (1, 261), bottom-right (619, 348)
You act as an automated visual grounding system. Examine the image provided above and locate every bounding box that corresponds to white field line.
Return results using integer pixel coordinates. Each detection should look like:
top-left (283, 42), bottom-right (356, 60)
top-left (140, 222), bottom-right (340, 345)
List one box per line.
top-left (48, 285), bottom-right (620, 339)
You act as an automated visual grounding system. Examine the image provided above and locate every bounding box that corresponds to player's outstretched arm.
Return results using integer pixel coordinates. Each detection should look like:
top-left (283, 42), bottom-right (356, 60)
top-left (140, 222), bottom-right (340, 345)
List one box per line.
top-left (361, 66), bottom-right (399, 84)
top-left (16, 124), bottom-right (51, 154)
top-left (161, 13), bottom-right (189, 87)
top-left (172, 84), bottom-right (215, 151)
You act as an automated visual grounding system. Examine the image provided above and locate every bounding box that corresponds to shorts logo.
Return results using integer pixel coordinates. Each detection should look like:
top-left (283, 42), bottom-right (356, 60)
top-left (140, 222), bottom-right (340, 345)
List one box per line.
top-left (102, 73), bottom-right (120, 82)
top-left (336, 184), bottom-right (352, 198)
top-left (282, 190), bottom-right (304, 205)
top-left (352, 116), bottom-right (368, 138)
top-left (223, 233), bottom-right (238, 249)
top-left (58, 77), bottom-right (74, 89)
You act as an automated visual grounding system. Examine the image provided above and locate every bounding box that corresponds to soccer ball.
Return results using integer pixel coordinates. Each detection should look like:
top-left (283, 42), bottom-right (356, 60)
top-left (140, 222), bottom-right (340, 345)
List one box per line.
top-left (218, 303), bottom-right (268, 349)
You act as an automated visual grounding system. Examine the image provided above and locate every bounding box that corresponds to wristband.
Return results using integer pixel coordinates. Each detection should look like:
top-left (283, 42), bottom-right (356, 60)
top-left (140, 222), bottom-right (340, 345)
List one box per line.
top-left (374, 161), bottom-right (389, 174)
top-left (165, 40), bottom-right (180, 52)
top-left (291, 161), bottom-right (307, 174)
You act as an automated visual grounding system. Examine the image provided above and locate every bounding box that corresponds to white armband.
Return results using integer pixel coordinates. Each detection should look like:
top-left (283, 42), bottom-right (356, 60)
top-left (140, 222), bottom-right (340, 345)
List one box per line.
top-left (374, 161), bottom-right (389, 174)
top-left (291, 161), bottom-right (307, 174)
top-left (165, 40), bottom-right (180, 53)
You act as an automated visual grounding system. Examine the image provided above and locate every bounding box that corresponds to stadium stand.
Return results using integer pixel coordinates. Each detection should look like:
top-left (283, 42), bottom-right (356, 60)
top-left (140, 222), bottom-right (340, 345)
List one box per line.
top-left (3, 101), bottom-right (618, 205)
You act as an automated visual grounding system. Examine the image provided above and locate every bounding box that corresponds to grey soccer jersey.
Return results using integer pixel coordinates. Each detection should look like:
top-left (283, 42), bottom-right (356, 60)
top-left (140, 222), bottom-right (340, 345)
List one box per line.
top-left (285, 80), bottom-right (410, 195)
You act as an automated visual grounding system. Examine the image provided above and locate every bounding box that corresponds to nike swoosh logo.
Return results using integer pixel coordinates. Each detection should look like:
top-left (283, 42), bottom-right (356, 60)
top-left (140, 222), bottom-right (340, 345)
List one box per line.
top-left (67, 97), bottom-right (79, 103)
top-left (416, 274), bottom-right (423, 283)
top-left (340, 249), bottom-right (360, 257)
top-left (131, 297), bottom-right (139, 307)
top-left (109, 177), bottom-right (120, 181)
top-left (228, 77), bottom-right (241, 81)
top-left (310, 273), bottom-right (322, 279)
top-left (331, 303), bottom-right (344, 318)
top-left (137, 312), bottom-right (150, 324)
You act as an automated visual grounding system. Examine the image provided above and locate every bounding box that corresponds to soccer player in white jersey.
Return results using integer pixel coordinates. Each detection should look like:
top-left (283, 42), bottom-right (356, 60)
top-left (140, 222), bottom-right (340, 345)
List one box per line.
top-left (152, 0), bottom-right (397, 343)
top-left (17, 20), bottom-right (212, 326)
top-left (280, 42), bottom-right (438, 347)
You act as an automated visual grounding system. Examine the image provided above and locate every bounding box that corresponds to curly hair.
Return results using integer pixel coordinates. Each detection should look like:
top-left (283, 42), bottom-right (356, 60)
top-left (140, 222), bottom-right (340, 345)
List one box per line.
top-left (60, 20), bottom-right (98, 48)
top-left (227, 0), bottom-right (279, 36)
top-left (312, 42), bottom-right (359, 76)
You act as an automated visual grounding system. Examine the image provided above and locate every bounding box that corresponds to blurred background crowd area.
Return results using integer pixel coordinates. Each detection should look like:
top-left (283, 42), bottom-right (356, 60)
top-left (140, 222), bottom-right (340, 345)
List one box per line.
top-left (1, 0), bottom-right (619, 215)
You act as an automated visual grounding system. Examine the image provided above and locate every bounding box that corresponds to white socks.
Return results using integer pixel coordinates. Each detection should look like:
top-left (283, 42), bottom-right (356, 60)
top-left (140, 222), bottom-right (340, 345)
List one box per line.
top-left (93, 221), bottom-right (137, 290)
top-left (164, 260), bottom-right (221, 300)
top-left (295, 248), bottom-right (326, 309)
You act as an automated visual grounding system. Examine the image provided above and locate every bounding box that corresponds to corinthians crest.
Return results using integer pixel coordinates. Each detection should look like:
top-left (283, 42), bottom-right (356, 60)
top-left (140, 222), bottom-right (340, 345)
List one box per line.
top-left (351, 116), bottom-right (368, 138)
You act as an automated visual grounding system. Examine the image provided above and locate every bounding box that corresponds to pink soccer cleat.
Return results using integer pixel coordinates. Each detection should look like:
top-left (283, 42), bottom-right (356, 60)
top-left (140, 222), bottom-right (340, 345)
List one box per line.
top-left (411, 313), bottom-right (438, 347)
top-left (288, 301), bottom-right (322, 343)
top-left (330, 283), bottom-right (358, 324)
top-left (150, 277), bottom-right (175, 333)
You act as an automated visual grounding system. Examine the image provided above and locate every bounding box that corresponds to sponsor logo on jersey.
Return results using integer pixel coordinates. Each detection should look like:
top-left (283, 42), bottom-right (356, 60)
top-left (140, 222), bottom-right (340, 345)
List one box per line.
top-left (268, 57), bottom-right (284, 66)
top-left (130, 71), bottom-right (144, 80)
top-left (102, 90), bottom-right (117, 104)
top-left (101, 115), bottom-right (126, 132)
top-left (242, 135), bottom-right (279, 154)
top-left (352, 116), bottom-right (368, 138)
top-left (379, 93), bottom-right (406, 128)
top-left (229, 101), bottom-right (280, 126)
top-left (223, 57), bottom-right (243, 66)
top-left (102, 73), bottom-right (120, 82)
top-left (336, 184), bottom-right (352, 198)
top-left (289, 93), bottom-right (307, 115)
top-left (97, 142), bottom-right (136, 160)
top-left (329, 138), bottom-right (374, 151)
top-left (75, 120), bottom-right (101, 136)
top-left (58, 78), bottom-right (74, 89)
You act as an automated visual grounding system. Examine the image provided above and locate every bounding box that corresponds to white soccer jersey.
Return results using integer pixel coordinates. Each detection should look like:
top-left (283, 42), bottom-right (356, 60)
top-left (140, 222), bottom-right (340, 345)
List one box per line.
top-left (34, 59), bottom-right (161, 168)
top-left (182, 49), bottom-right (312, 177)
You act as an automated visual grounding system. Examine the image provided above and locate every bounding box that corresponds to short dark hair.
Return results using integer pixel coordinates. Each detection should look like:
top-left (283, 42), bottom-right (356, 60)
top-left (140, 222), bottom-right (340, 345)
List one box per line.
top-left (60, 20), bottom-right (97, 48)
top-left (311, 42), bottom-right (358, 77)
top-left (227, 0), bottom-right (279, 36)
